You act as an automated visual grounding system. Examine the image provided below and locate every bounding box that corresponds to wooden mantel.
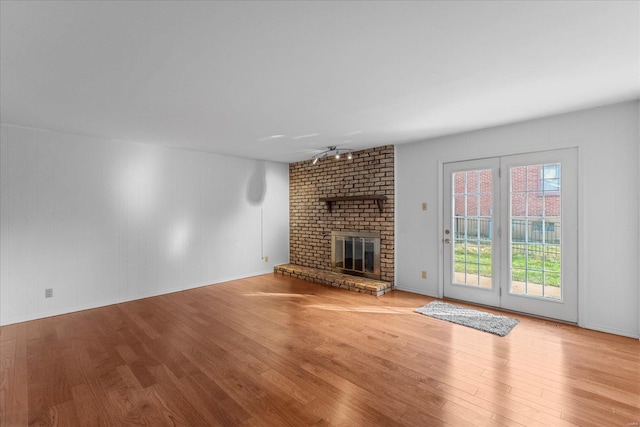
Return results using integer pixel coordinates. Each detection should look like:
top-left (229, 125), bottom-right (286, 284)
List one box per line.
top-left (319, 195), bottom-right (388, 213)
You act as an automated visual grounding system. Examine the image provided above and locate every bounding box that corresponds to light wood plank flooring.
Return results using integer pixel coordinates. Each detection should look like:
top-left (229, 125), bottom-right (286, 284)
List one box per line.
top-left (1, 273), bottom-right (639, 426)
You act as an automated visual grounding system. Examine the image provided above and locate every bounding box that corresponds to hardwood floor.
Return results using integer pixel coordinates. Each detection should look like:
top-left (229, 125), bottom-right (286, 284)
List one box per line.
top-left (1, 274), bottom-right (639, 426)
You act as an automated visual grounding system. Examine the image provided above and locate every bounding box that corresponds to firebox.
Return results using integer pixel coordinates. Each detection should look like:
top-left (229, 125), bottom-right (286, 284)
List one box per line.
top-left (331, 231), bottom-right (381, 280)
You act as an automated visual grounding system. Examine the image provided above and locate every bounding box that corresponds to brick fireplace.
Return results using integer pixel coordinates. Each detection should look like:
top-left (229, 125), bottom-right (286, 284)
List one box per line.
top-left (288, 145), bottom-right (394, 284)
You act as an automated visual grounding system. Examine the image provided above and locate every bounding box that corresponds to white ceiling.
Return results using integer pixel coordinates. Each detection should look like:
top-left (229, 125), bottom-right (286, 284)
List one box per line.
top-left (1, 1), bottom-right (639, 163)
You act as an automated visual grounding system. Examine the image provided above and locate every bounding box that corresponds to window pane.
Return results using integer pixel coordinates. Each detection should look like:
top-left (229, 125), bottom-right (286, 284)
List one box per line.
top-left (511, 193), bottom-right (526, 217)
top-left (510, 164), bottom-right (561, 300)
top-left (542, 164), bottom-right (561, 192)
top-left (452, 170), bottom-right (493, 288)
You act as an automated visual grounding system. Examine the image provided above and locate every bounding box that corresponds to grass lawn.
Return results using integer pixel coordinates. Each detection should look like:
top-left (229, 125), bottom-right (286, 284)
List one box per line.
top-left (454, 241), bottom-right (561, 286)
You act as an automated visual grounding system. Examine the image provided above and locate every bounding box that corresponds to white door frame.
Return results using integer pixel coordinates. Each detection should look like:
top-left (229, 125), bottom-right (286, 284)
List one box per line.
top-left (439, 148), bottom-right (579, 323)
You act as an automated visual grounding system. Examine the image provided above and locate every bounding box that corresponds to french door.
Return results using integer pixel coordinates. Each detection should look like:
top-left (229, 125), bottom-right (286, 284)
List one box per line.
top-left (443, 158), bottom-right (501, 307)
top-left (443, 149), bottom-right (578, 322)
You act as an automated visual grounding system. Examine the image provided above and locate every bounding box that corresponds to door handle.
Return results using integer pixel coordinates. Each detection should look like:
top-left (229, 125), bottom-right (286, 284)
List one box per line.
top-left (444, 238), bottom-right (450, 244)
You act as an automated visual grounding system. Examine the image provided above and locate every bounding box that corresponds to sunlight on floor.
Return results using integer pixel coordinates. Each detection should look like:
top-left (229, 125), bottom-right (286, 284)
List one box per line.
top-left (305, 304), bottom-right (415, 314)
top-left (244, 292), bottom-right (314, 298)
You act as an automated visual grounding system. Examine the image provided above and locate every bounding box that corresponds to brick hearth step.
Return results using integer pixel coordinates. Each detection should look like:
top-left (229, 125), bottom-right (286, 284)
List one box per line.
top-left (274, 263), bottom-right (394, 297)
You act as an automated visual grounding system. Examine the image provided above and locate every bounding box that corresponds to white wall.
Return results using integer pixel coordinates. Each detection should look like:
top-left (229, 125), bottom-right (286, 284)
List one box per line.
top-left (0, 125), bottom-right (289, 325)
top-left (396, 101), bottom-right (640, 338)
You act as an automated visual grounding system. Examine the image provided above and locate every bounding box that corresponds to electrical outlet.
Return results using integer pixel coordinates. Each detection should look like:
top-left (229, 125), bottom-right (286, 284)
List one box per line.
top-left (264, 256), bottom-right (269, 263)
top-left (421, 271), bottom-right (427, 279)
top-left (45, 288), bottom-right (53, 298)
top-left (422, 202), bottom-right (427, 211)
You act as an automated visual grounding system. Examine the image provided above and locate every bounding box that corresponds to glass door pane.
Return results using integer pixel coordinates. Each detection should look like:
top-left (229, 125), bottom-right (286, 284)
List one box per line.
top-left (452, 169), bottom-right (493, 288)
top-left (364, 238), bottom-right (375, 273)
top-left (510, 163), bottom-right (562, 300)
top-left (344, 238), bottom-right (353, 270)
top-left (334, 237), bottom-right (344, 268)
top-left (354, 238), bottom-right (363, 271)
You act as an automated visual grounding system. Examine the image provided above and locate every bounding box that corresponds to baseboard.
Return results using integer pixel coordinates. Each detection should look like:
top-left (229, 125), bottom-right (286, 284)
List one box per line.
top-left (582, 322), bottom-right (639, 339)
top-left (0, 270), bottom-right (277, 326)
top-left (392, 285), bottom-right (439, 298)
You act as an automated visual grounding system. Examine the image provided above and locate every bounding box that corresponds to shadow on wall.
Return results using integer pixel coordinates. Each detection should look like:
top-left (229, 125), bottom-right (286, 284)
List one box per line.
top-left (246, 161), bottom-right (267, 206)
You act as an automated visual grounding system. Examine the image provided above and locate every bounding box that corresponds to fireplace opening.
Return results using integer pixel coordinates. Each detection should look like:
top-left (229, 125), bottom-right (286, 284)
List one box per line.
top-left (331, 231), bottom-right (381, 280)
